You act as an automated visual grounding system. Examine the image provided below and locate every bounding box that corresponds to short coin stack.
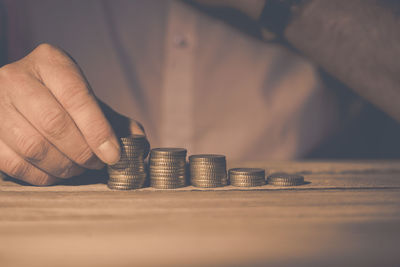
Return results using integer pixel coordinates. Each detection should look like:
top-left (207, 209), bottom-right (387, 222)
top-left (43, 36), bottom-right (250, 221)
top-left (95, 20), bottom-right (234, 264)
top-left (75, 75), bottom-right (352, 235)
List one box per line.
top-left (267, 173), bottom-right (304, 186)
top-left (189, 154), bottom-right (228, 188)
top-left (149, 148), bottom-right (187, 189)
top-left (229, 168), bottom-right (265, 187)
top-left (107, 135), bottom-right (149, 190)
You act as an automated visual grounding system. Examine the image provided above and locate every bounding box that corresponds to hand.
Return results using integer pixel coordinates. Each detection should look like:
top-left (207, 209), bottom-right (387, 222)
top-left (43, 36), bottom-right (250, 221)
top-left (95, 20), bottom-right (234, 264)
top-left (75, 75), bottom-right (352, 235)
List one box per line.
top-left (0, 43), bottom-right (141, 185)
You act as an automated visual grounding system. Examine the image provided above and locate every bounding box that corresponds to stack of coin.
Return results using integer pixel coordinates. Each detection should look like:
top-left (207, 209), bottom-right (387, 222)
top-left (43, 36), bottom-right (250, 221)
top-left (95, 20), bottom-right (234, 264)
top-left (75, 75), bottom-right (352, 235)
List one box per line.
top-left (229, 168), bottom-right (265, 187)
top-left (107, 135), bottom-right (150, 190)
top-left (267, 173), bottom-right (304, 186)
top-left (149, 148), bottom-right (187, 189)
top-left (189, 154), bottom-right (228, 188)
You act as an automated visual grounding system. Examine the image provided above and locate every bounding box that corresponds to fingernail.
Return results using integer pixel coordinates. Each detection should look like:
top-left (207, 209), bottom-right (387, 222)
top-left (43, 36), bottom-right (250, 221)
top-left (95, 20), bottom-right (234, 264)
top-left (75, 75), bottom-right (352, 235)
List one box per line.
top-left (97, 139), bottom-right (120, 165)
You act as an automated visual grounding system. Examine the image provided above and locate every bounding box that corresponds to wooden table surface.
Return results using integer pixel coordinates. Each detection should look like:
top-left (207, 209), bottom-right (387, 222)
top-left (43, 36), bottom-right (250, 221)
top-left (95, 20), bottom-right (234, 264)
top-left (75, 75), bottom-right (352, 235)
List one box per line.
top-left (1, 160), bottom-right (400, 267)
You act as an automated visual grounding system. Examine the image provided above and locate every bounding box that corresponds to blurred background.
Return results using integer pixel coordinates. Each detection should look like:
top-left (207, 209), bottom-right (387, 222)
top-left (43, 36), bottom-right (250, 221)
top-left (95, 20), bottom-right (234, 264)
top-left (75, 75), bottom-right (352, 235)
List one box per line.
top-left (2, 0), bottom-right (400, 162)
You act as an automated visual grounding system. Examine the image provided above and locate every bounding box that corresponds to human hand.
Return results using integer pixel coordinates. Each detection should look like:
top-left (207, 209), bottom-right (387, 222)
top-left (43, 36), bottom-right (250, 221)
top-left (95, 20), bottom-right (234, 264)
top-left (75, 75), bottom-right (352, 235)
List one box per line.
top-left (0, 43), bottom-right (143, 185)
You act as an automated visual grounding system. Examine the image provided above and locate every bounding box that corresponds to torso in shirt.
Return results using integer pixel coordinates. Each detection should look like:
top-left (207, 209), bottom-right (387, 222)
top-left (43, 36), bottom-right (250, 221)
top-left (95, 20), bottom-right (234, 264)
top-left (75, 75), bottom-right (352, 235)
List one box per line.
top-left (11, 0), bottom-right (348, 161)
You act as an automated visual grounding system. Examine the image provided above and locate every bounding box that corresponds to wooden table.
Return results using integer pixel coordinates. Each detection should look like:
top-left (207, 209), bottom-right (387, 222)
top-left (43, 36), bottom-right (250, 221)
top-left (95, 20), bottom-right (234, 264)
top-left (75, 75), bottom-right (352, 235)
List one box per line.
top-left (1, 160), bottom-right (400, 267)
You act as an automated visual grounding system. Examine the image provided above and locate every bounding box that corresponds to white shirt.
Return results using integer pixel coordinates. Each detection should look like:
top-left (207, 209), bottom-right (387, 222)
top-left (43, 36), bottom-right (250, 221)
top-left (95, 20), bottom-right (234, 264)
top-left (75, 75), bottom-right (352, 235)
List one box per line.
top-left (19, 0), bottom-right (340, 161)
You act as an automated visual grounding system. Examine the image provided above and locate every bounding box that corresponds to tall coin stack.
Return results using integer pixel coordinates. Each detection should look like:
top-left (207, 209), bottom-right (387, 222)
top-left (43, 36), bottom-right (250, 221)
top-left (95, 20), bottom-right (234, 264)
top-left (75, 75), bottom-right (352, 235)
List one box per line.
top-left (107, 135), bottom-right (150, 190)
top-left (229, 168), bottom-right (265, 187)
top-left (189, 154), bottom-right (228, 188)
top-left (149, 148), bottom-right (187, 189)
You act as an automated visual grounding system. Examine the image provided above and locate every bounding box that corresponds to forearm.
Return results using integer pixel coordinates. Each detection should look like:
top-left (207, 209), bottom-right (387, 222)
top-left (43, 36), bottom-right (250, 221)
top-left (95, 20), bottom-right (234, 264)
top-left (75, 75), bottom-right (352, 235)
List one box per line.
top-left (285, 0), bottom-right (400, 122)
top-left (192, 0), bottom-right (400, 122)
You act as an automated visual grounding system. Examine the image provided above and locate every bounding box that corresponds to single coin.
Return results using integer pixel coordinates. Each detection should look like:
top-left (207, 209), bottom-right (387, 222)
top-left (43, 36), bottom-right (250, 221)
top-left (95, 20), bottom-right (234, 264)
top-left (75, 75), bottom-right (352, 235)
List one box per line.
top-left (191, 173), bottom-right (227, 179)
top-left (149, 154), bottom-right (186, 162)
top-left (150, 167), bottom-right (185, 172)
top-left (150, 170), bottom-right (186, 176)
top-left (150, 181), bottom-right (185, 185)
top-left (107, 183), bottom-right (143, 189)
top-left (190, 162), bottom-right (225, 166)
top-left (107, 185), bottom-right (134, 190)
top-left (150, 176), bottom-right (185, 180)
top-left (150, 183), bottom-right (185, 189)
top-left (150, 148), bottom-right (187, 157)
top-left (151, 180), bottom-right (185, 185)
top-left (150, 173), bottom-right (185, 177)
top-left (230, 180), bottom-right (265, 187)
top-left (189, 154), bottom-right (226, 161)
top-left (267, 173), bottom-right (304, 186)
top-left (108, 182), bottom-right (144, 188)
top-left (149, 161), bottom-right (186, 166)
top-left (229, 168), bottom-right (265, 175)
top-left (230, 178), bottom-right (265, 184)
top-left (191, 182), bottom-right (225, 188)
top-left (150, 169), bottom-right (185, 173)
top-left (108, 170), bottom-right (146, 176)
top-left (108, 173), bottom-right (147, 179)
top-left (108, 180), bottom-right (146, 186)
top-left (150, 175), bottom-right (186, 180)
top-left (108, 179), bottom-right (145, 185)
top-left (191, 167), bottom-right (226, 172)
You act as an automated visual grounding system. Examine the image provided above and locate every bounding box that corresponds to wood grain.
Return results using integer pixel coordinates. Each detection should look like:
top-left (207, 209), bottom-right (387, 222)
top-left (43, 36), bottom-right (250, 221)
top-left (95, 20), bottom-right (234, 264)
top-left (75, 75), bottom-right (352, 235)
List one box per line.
top-left (1, 161), bottom-right (400, 267)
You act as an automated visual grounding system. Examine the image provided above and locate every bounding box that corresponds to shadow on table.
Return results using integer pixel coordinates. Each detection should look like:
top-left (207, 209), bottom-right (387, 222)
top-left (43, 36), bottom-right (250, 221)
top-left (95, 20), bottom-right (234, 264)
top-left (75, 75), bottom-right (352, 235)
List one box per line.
top-left (3, 169), bottom-right (108, 186)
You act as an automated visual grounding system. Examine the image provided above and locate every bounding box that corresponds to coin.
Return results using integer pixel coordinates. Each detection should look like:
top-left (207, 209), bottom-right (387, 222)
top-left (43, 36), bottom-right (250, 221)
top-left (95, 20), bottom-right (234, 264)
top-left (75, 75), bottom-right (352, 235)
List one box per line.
top-left (151, 148), bottom-right (187, 157)
top-left (149, 147), bottom-right (187, 189)
top-left (228, 168), bottom-right (265, 187)
top-left (267, 173), bottom-right (304, 186)
top-left (107, 135), bottom-right (149, 190)
top-left (189, 154), bottom-right (227, 187)
top-left (191, 182), bottom-right (224, 188)
top-left (189, 154), bottom-right (226, 161)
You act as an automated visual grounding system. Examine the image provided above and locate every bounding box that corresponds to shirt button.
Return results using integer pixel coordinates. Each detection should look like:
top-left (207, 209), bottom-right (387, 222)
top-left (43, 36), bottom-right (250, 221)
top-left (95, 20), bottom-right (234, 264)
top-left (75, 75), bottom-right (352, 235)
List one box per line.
top-left (174, 34), bottom-right (188, 48)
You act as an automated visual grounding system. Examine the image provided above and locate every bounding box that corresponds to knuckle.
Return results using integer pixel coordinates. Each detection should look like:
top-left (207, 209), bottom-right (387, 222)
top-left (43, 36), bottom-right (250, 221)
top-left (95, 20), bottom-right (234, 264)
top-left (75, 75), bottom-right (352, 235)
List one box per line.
top-left (15, 134), bottom-right (49, 162)
top-left (4, 158), bottom-right (30, 178)
top-left (59, 83), bottom-right (91, 111)
top-left (84, 119), bottom-right (111, 144)
top-left (33, 43), bottom-right (60, 56)
top-left (73, 147), bottom-right (95, 166)
top-left (33, 43), bottom-right (71, 66)
top-left (39, 108), bottom-right (70, 139)
top-left (54, 162), bottom-right (78, 179)
top-left (0, 64), bottom-right (18, 79)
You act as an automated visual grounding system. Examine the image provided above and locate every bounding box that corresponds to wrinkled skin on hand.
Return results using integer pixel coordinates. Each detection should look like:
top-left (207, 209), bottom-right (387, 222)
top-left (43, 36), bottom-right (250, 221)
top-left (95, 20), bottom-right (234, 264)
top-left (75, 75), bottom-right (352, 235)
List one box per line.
top-left (0, 43), bottom-right (145, 185)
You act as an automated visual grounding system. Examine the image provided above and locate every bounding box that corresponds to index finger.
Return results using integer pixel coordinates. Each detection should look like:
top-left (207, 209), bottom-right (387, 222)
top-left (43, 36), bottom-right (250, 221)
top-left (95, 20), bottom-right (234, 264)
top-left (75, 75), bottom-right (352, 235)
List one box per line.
top-left (31, 44), bottom-right (120, 165)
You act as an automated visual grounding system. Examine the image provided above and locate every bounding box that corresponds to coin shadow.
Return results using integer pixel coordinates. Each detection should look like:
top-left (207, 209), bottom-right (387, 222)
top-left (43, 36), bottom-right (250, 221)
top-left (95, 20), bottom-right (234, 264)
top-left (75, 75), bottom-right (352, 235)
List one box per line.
top-left (2, 169), bottom-right (108, 187)
top-left (57, 169), bottom-right (109, 185)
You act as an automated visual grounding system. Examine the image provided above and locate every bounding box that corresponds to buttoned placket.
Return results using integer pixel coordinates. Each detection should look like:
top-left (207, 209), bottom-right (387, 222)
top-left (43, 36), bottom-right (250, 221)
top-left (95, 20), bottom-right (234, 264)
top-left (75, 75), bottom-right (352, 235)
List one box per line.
top-left (160, 1), bottom-right (197, 152)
